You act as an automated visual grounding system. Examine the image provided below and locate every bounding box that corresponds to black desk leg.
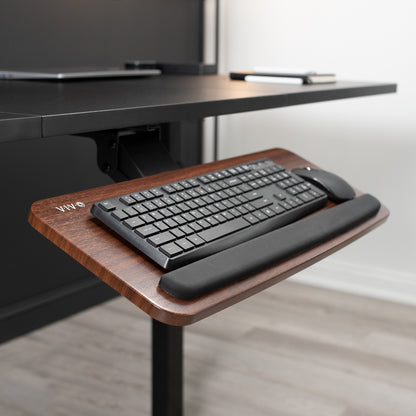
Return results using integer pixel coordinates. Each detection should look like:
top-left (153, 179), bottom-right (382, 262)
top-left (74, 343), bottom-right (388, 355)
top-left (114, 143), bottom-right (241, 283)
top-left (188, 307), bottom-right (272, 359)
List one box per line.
top-left (152, 319), bottom-right (183, 416)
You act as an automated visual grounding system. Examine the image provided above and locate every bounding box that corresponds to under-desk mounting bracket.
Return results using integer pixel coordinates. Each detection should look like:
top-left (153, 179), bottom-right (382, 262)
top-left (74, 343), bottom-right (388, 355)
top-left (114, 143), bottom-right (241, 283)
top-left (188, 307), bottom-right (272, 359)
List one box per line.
top-left (83, 126), bottom-right (180, 182)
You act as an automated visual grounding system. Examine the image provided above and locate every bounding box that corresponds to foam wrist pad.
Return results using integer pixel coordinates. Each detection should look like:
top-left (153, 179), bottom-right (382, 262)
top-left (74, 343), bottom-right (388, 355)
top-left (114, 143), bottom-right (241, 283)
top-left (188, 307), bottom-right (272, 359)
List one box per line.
top-left (159, 194), bottom-right (381, 300)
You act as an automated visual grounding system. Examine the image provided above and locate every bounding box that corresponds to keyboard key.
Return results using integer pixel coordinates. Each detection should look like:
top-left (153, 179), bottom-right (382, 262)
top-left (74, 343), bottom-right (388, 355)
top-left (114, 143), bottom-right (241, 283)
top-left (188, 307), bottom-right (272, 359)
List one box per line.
top-left (150, 211), bottom-right (164, 221)
top-left (185, 200), bottom-right (198, 210)
top-left (236, 205), bottom-right (249, 215)
top-left (293, 197), bottom-right (304, 206)
top-left (214, 202), bottom-right (227, 211)
top-left (123, 207), bottom-right (138, 217)
top-left (186, 235), bottom-right (205, 247)
top-left (213, 213), bottom-right (227, 223)
top-left (179, 180), bottom-right (192, 189)
top-left (219, 170), bottom-right (232, 178)
top-left (141, 191), bottom-right (155, 199)
top-left (135, 224), bottom-right (159, 238)
top-left (253, 210), bottom-right (268, 221)
top-left (154, 221), bottom-right (169, 231)
top-left (160, 242), bottom-right (183, 258)
top-left (298, 192), bottom-right (314, 203)
top-left (202, 195), bottom-right (215, 204)
top-left (244, 214), bottom-right (260, 224)
top-left (164, 218), bottom-right (178, 228)
top-left (131, 193), bottom-right (145, 202)
top-left (244, 191), bottom-right (263, 201)
top-left (309, 189), bottom-right (324, 198)
top-left (236, 195), bottom-right (248, 203)
top-left (276, 181), bottom-right (289, 189)
top-left (195, 187), bottom-right (208, 196)
top-left (134, 204), bottom-right (148, 215)
top-left (287, 199), bottom-right (300, 208)
top-left (251, 197), bottom-right (273, 210)
top-left (111, 210), bottom-right (128, 221)
top-left (222, 199), bottom-right (235, 209)
top-left (171, 194), bottom-right (184, 203)
top-left (279, 201), bottom-right (293, 211)
top-left (262, 207), bottom-right (276, 218)
top-left (188, 178), bottom-right (200, 187)
top-left (150, 188), bottom-right (164, 198)
top-left (168, 206), bottom-right (182, 215)
top-left (187, 190), bottom-right (200, 198)
top-left (143, 201), bottom-right (157, 211)
top-left (176, 238), bottom-right (195, 251)
top-left (140, 213), bottom-right (155, 224)
top-left (271, 204), bottom-right (286, 215)
top-left (274, 192), bottom-right (286, 200)
top-left (225, 177), bottom-right (242, 186)
top-left (239, 184), bottom-right (252, 193)
top-left (171, 183), bottom-right (184, 192)
top-left (98, 201), bottom-right (116, 212)
top-left (198, 176), bottom-right (211, 184)
top-left (198, 207), bottom-right (211, 216)
top-left (206, 204), bottom-right (219, 214)
top-left (221, 211), bottom-right (235, 221)
top-left (153, 199), bottom-right (166, 209)
top-left (171, 228), bottom-right (186, 238)
top-left (172, 215), bottom-right (187, 225)
top-left (161, 196), bottom-right (175, 205)
top-left (123, 217), bottom-right (145, 230)
top-left (162, 185), bottom-right (176, 194)
top-left (224, 188), bottom-right (237, 197)
top-left (120, 196), bottom-right (136, 206)
top-left (209, 193), bottom-right (221, 202)
top-left (148, 231), bottom-right (176, 247)
top-left (229, 208), bottom-right (242, 217)
top-left (160, 208), bottom-right (173, 218)
top-left (198, 217), bottom-right (250, 242)
top-left (189, 210), bottom-right (203, 220)
top-left (179, 191), bottom-right (192, 201)
top-left (177, 202), bottom-right (190, 212)
top-left (189, 222), bottom-right (203, 232)
top-left (205, 216), bottom-right (219, 226)
top-left (197, 219), bottom-right (211, 229)
top-left (243, 203), bottom-right (256, 212)
top-left (181, 212), bottom-right (195, 222)
top-left (179, 225), bottom-right (194, 235)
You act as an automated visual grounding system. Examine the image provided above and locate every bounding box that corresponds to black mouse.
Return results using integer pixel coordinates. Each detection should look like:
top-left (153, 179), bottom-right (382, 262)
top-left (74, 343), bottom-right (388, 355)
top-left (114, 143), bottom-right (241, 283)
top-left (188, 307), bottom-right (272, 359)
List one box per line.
top-left (292, 167), bottom-right (355, 203)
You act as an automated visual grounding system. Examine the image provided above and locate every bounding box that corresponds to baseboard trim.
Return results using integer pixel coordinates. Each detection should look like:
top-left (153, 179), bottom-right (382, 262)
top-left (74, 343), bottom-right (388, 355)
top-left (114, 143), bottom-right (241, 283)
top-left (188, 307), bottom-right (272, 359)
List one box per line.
top-left (293, 259), bottom-right (416, 307)
top-left (0, 275), bottom-right (117, 343)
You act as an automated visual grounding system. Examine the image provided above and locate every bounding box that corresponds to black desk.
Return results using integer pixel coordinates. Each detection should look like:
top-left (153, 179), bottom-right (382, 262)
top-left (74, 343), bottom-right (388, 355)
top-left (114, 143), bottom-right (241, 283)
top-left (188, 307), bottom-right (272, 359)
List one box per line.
top-left (0, 75), bottom-right (396, 139)
top-left (0, 111), bottom-right (41, 143)
top-left (3, 75), bottom-right (396, 415)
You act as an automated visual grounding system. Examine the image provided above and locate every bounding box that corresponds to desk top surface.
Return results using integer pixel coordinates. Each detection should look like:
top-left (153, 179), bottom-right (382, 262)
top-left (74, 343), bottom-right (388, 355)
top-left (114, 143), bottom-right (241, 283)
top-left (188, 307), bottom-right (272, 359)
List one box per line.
top-left (0, 111), bottom-right (41, 143)
top-left (28, 148), bottom-right (389, 326)
top-left (0, 75), bottom-right (396, 139)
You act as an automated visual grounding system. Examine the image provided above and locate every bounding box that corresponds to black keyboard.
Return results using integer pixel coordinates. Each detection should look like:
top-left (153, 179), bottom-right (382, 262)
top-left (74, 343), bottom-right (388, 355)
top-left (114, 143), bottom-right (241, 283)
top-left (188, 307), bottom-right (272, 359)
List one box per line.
top-left (91, 158), bottom-right (328, 270)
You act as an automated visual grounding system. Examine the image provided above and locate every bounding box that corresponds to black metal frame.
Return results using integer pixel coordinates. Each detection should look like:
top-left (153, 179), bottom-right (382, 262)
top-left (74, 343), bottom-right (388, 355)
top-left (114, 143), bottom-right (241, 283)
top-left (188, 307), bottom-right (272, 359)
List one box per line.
top-left (152, 320), bottom-right (184, 416)
top-left (87, 123), bottom-right (202, 415)
top-left (85, 121), bottom-right (204, 181)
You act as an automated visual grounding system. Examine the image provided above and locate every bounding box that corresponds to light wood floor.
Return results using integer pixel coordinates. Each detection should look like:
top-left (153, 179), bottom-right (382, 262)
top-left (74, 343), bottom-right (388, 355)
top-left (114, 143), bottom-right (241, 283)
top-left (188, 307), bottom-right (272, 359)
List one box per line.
top-left (1, 280), bottom-right (416, 416)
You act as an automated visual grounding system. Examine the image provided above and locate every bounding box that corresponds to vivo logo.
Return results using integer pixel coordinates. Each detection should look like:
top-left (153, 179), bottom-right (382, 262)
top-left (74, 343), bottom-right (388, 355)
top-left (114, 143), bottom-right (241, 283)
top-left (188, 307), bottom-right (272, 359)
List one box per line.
top-left (55, 202), bottom-right (86, 212)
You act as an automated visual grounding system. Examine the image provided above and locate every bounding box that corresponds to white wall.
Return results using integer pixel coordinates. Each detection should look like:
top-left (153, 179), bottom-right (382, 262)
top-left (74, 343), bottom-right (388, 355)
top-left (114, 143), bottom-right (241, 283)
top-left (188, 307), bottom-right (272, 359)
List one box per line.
top-left (215, 0), bottom-right (416, 304)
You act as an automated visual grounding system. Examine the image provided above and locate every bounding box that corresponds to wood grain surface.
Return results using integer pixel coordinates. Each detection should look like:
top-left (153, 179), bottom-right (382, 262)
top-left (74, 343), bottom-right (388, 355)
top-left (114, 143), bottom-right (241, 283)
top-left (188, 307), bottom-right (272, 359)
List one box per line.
top-left (28, 148), bottom-right (389, 326)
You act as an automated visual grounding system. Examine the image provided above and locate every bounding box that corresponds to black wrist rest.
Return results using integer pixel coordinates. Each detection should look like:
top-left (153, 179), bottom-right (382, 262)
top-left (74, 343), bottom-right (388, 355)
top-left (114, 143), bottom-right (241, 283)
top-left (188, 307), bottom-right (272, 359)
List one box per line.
top-left (159, 194), bottom-right (381, 300)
